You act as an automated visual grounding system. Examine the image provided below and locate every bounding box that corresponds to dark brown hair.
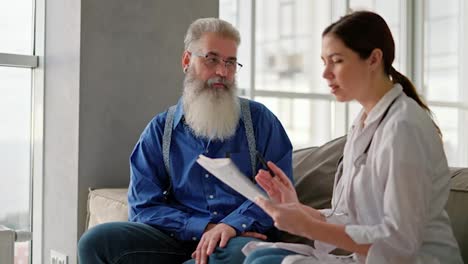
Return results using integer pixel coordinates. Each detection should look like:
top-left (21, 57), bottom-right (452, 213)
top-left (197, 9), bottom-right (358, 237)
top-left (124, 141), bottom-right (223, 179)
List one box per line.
top-left (323, 11), bottom-right (440, 134)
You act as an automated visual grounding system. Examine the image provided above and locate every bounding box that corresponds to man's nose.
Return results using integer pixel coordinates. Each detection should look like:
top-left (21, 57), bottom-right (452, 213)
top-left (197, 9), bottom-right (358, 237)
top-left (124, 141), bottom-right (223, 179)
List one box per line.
top-left (215, 62), bottom-right (229, 77)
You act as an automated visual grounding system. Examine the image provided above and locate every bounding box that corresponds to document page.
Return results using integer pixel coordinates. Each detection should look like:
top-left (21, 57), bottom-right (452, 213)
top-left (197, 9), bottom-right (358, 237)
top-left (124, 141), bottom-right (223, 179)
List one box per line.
top-left (196, 154), bottom-right (268, 201)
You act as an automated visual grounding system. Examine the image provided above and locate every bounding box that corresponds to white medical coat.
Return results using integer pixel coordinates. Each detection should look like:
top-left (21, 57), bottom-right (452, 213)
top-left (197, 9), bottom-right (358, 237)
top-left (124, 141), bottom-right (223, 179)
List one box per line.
top-left (245, 84), bottom-right (463, 264)
top-left (321, 84), bottom-right (463, 263)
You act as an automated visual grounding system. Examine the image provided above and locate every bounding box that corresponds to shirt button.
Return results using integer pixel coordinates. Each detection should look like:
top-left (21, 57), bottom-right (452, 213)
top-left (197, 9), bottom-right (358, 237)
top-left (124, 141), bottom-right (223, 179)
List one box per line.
top-left (242, 224), bottom-right (247, 229)
top-left (192, 237), bottom-right (197, 241)
top-left (205, 174), bottom-right (209, 178)
top-left (213, 211), bottom-right (218, 215)
top-left (209, 195), bottom-right (214, 199)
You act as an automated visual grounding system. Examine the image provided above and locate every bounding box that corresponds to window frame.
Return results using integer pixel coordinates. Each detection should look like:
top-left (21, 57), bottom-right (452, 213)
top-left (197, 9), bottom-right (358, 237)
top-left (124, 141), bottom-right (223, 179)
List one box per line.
top-left (31, 0), bottom-right (45, 262)
top-left (0, 53), bottom-right (38, 68)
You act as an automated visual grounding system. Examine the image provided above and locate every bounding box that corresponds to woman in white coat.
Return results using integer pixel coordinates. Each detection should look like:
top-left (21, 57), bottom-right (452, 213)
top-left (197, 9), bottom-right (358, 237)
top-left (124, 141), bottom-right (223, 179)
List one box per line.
top-left (243, 11), bottom-right (462, 264)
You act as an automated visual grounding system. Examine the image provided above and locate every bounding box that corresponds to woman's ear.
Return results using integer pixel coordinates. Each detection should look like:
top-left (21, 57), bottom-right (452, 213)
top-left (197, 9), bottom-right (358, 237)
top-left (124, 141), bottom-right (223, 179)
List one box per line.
top-left (181, 51), bottom-right (191, 73)
top-left (368, 48), bottom-right (383, 71)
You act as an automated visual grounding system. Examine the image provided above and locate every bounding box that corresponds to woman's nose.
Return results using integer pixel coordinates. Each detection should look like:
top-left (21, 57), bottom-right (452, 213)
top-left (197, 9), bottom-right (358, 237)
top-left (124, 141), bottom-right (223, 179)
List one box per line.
top-left (322, 65), bottom-right (333, 80)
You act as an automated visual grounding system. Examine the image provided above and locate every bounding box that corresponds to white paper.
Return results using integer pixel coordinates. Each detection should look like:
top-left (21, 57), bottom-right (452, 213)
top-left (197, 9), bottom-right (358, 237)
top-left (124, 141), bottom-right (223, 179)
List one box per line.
top-left (196, 154), bottom-right (268, 201)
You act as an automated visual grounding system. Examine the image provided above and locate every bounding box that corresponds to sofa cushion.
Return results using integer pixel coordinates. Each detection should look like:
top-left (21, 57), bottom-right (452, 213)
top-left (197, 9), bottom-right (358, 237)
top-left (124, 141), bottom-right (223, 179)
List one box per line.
top-left (86, 188), bottom-right (128, 230)
top-left (446, 168), bottom-right (468, 262)
top-left (293, 136), bottom-right (346, 209)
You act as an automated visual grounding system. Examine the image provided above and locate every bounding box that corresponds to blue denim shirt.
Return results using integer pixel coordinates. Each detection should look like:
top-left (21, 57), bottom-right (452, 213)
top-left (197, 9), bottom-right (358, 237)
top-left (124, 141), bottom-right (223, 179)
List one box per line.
top-left (128, 98), bottom-right (293, 241)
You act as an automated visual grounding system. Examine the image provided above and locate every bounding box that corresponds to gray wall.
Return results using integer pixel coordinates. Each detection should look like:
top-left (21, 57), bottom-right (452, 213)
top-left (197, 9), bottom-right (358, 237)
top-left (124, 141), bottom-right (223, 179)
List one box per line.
top-left (43, 1), bottom-right (218, 263)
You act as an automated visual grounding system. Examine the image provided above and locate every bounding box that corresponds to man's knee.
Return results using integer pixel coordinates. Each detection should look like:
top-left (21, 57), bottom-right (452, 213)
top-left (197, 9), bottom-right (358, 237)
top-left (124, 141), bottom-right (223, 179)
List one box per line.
top-left (78, 227), bottom-right (100, 262)
top-left (78, 222), bottom-right (123, 260)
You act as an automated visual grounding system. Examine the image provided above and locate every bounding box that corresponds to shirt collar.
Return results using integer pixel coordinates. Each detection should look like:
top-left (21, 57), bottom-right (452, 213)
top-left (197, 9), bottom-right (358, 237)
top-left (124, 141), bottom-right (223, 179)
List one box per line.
top-left (172, 97), bottom-right (244, 129)
top-left (365, 83), bottom-right (403, 126)
top-left (354, 83), bottom-right (403, 128)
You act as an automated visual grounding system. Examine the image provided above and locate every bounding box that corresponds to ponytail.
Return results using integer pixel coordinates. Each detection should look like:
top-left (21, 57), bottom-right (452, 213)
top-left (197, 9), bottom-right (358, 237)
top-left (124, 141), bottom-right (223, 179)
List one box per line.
top-left (390, 66), bottom-right (442, 136)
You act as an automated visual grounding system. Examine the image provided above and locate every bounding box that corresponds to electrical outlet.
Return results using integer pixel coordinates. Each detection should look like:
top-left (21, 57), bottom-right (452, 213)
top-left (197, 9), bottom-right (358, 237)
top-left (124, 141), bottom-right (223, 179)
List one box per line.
top-left (51, 250), bottom-right (68, 264)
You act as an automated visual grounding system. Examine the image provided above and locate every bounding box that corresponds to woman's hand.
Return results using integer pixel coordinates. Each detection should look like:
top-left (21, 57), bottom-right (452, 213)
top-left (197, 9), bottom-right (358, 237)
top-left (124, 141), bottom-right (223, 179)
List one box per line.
top-left (255, 198), bottom-right (316, 238)
top-left (256, 197), bottom-right (370, 256)
top-left (255, 161), bottom-right (299, 204)
top-left (301, 204), bottom-right (326, 222)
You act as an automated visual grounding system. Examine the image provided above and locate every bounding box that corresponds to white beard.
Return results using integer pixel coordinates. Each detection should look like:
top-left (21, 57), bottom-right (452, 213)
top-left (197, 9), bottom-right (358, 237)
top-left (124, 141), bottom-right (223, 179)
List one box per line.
top-left (182, 68), bottom-right (240, 141)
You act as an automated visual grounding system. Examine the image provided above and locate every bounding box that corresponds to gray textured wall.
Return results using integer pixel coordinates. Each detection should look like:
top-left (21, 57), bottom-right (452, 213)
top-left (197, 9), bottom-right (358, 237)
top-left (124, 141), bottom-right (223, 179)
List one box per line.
top-left (43, 1), bottom-right (218, 263)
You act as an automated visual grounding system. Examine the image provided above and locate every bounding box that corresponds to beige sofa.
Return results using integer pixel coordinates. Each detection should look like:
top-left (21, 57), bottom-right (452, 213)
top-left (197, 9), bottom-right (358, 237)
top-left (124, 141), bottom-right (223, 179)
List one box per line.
top-left (86, 137), bottom-right (468, 262)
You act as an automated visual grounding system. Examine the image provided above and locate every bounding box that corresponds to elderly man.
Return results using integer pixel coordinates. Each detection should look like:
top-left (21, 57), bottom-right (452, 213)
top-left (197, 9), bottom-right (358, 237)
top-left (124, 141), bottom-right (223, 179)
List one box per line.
top-left (78, 18), bottom-right (292, 264)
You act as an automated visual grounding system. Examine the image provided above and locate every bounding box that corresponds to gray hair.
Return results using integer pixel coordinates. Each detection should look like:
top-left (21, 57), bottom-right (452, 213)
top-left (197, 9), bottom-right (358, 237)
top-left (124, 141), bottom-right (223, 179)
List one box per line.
top-left (184, 18), bottom-right (241, 51)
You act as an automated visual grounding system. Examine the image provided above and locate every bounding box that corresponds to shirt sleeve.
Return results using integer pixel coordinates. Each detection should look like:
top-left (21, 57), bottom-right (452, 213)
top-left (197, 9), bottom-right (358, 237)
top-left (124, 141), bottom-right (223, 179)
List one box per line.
top-left (128, 115), bottom-right (210, 241)
top-left (344, 120), bottom-right (434, 261)
top-left (220, 103), bottom-right (293, 234)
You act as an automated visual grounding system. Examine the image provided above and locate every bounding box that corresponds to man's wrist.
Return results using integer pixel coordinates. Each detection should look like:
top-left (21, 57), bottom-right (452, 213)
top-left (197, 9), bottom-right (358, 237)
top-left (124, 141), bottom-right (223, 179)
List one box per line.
top-left (204, 223), bottom-right (216, 232)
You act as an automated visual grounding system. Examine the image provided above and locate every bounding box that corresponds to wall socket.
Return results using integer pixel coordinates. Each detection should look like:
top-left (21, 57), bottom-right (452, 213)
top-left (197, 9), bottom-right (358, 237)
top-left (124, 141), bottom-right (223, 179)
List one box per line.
top-left (50, 250), bottom-right (68, 264)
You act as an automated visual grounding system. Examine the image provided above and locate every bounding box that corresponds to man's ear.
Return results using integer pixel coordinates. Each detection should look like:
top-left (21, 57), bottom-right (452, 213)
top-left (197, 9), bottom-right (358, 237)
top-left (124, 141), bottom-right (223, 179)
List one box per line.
top-left (368, 48), bottom-right (383, 71)
top-left (181, 51), bottom-right (191, 73)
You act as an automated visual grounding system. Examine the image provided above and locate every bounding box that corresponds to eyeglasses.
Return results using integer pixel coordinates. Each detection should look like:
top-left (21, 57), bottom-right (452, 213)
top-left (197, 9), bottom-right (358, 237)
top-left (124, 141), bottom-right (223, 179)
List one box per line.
top-left (189, 51), bottom-right (243, 73)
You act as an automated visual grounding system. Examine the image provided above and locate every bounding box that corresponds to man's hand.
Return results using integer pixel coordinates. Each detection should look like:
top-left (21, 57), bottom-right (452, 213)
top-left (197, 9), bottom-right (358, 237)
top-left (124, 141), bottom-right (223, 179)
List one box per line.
top-left (191, 223), bottom-right (267, 264)
top-left (191, 223), bottom-right (235, 264)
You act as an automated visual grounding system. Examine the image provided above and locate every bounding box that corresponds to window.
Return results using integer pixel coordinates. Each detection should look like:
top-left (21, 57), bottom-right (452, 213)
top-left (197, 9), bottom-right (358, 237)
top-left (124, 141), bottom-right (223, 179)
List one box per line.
top-left (222, 0), bottom-right (342, 149)
top-left (423, 0), bottom-right (467, 166)
top-left (0, 67), bottom-right (32, 263)
top-left (0, 0), bottom-right (42, 263)
top-left (0, 0), bottom-right (34, 54)
top-left (220, 0), bottom-right (468, 166)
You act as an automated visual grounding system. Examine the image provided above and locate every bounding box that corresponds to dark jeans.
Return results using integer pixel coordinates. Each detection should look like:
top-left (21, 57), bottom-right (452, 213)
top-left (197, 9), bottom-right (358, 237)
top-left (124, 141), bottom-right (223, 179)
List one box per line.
top-left (78, 222), bottom-right (258, 264)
